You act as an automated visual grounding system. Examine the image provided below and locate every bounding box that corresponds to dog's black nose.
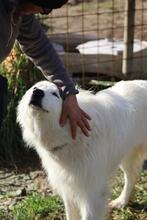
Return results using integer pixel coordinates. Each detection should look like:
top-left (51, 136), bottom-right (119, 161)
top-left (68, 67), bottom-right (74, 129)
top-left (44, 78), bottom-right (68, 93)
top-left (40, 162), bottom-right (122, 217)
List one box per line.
top-left (32, 87), bottom-right (44, 98)
top-left (29, 87), bottom-right (44, 108)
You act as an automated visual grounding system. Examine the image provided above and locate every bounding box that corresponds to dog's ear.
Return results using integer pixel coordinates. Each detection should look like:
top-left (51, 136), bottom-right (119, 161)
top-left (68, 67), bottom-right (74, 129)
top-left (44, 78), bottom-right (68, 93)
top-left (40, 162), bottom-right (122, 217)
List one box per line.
top-left (45, 76), bottom-right (67, 100)
top-left (53, 79), bottom-right (64, 88)
top-left (52, 80), bottom-right (79, 100)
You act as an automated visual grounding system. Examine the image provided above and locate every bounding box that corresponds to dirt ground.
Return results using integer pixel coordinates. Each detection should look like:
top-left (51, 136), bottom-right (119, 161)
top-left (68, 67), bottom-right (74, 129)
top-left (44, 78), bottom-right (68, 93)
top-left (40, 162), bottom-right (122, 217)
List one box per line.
top-left (0, 169), bottom-right (49, 211)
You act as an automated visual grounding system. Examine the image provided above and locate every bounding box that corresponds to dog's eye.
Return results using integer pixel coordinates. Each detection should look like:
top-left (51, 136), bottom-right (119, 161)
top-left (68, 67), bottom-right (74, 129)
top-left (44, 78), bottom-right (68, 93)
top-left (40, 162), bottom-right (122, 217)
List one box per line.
top-left (52, 92), bottom-right (59, 98)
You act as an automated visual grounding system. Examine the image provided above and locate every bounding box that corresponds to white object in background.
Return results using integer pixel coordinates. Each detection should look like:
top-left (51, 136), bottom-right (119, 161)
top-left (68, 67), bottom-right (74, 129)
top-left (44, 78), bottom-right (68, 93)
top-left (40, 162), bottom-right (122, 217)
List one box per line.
top-left (76, 39), bottom-right (147, 55)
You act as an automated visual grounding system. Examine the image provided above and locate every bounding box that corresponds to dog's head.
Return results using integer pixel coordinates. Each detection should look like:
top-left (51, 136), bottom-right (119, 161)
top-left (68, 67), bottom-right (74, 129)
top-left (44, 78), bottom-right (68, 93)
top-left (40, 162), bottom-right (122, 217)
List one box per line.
top-left (18, 80), bottom-right (63, 116)
top-left (29, 81), bottom-right (63, 113)
top-left (17, 81), bottom-right (65, 148)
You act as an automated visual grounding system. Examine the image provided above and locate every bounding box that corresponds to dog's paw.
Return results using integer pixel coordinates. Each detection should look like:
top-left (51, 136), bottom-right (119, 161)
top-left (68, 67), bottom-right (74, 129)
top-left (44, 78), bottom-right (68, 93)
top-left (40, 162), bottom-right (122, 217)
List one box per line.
top-left (109, 197), bottom-right (128, 209)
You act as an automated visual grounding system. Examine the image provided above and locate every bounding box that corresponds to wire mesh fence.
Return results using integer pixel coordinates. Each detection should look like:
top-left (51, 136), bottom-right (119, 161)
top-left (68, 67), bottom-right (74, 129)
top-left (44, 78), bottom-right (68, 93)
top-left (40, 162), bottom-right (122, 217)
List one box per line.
top-left (38, 0), bottom-right (147, 88)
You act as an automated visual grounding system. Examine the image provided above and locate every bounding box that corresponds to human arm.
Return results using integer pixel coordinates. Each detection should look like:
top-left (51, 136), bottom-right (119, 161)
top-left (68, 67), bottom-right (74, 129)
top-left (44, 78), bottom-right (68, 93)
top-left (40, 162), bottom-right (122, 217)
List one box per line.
top-left (17, 15), bottom-right (77, 96)
top-left (17, 15), bottom-right (91, 138)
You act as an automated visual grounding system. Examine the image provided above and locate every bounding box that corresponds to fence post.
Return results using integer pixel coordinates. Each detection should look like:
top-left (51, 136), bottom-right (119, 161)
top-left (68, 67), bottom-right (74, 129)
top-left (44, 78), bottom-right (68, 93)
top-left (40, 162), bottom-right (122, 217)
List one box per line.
top-left (122, 0), bottom-right (135, 77)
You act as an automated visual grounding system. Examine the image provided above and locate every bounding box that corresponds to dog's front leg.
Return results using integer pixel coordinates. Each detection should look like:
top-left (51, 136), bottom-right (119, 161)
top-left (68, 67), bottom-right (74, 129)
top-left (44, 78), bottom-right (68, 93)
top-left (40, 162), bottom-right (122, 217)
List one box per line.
top-left (64, 198), bottom-right (80, 220)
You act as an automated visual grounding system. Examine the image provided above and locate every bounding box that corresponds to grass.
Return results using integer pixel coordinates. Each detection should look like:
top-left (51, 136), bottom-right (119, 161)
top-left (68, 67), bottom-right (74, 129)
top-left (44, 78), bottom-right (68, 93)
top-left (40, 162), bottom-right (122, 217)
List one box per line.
top-left (12, 193), bottom-right (65, 220)
top-left (1, 193), bottom-right (65, 220)
top-left (0, 170), bottom-right (146, 220)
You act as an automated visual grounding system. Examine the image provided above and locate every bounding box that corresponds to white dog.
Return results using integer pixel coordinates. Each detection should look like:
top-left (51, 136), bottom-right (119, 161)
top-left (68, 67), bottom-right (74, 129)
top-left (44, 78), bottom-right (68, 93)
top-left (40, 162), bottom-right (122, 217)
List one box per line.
top-left (17, 80), bottom-right (147, 220)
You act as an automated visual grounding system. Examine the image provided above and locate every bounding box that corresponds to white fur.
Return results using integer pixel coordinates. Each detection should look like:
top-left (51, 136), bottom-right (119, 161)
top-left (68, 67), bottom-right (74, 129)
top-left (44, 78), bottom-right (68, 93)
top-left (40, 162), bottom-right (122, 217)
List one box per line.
top-left (17, 80), bottom-right (147, 220)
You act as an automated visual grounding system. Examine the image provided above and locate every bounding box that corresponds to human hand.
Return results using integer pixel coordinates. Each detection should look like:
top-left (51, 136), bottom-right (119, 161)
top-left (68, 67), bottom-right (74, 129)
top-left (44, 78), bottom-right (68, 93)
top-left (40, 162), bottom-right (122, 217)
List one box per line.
top-left (59, 95), bottom-right (91, 139)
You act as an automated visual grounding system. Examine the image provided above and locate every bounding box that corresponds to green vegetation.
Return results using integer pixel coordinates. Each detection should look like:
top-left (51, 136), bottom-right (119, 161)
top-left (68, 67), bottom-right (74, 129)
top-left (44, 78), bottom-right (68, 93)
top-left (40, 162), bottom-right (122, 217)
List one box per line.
top-left (0, 43), bottom-right (43, 166)
top-left (12, 193), bottom-right (65, 220)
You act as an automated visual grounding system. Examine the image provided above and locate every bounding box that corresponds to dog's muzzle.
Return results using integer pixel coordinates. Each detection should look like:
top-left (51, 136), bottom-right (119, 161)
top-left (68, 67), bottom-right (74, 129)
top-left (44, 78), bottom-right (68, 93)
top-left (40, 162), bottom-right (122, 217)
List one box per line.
top-left (29, 87), bottom-right (44, 108)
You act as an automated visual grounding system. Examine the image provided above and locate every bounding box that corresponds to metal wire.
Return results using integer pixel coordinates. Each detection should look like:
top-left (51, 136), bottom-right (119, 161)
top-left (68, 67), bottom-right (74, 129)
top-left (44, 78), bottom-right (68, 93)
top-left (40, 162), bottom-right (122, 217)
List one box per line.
top-left (7, 0), bottom-right (147, 87)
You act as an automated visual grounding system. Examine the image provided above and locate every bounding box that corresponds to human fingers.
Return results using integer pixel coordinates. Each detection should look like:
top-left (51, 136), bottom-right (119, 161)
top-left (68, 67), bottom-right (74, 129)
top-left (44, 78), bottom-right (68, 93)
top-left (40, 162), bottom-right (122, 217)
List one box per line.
top-left (80, 108), bottom-right (92, 120)
top-left (70, 118), bottom-right (77, 140)
top-left (59, 104), bottom-right (68, 127)
top-left (77, 118), bottom-right (90, 137)
top-left (81, 114), bottom-right (91, 131)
